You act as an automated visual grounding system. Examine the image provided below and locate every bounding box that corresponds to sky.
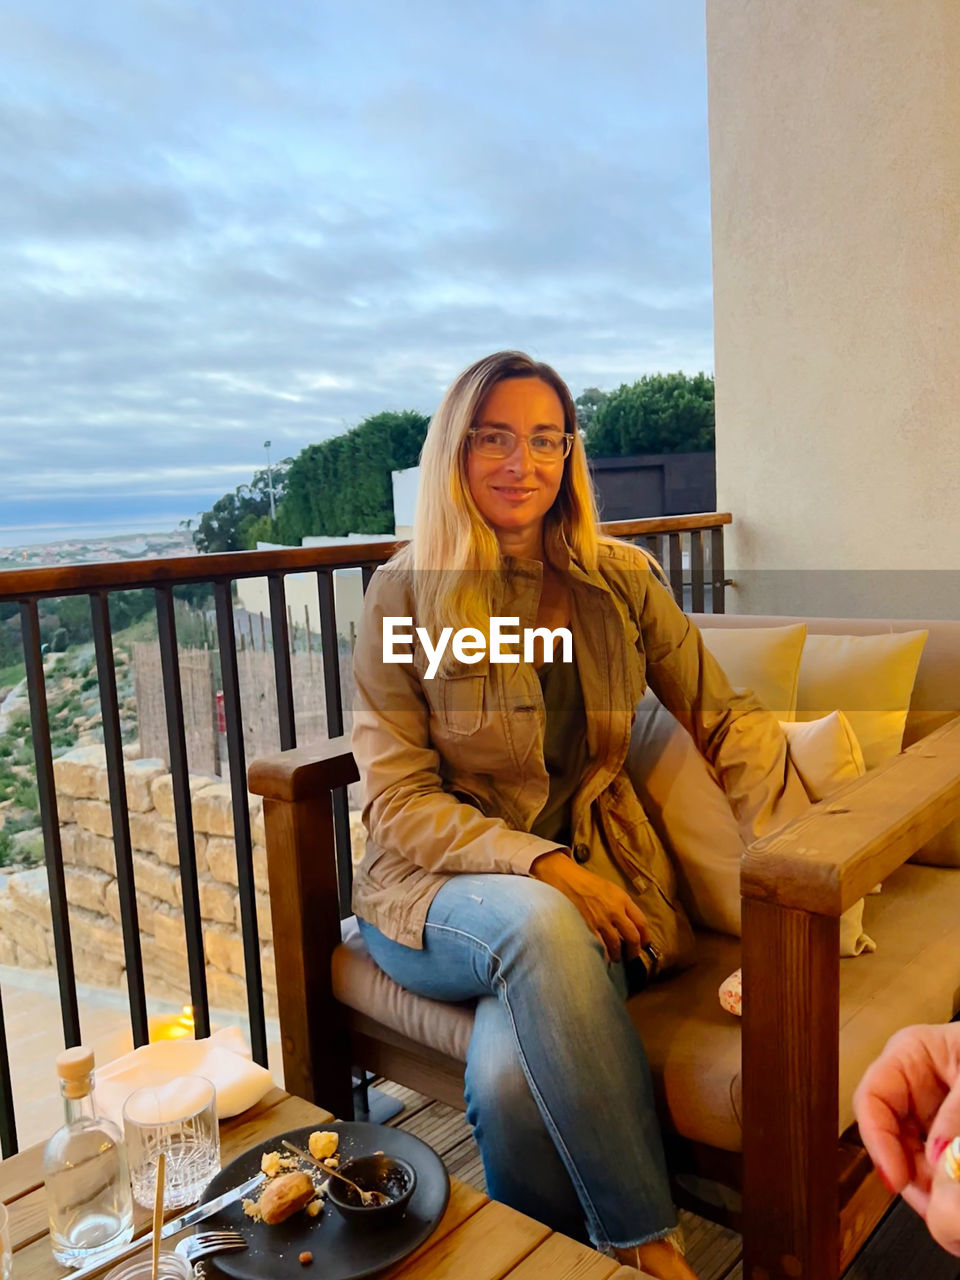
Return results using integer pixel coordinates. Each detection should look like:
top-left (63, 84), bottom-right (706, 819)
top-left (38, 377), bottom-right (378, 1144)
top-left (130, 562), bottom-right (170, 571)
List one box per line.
top-left (0, 0), bottom-right (712, 547)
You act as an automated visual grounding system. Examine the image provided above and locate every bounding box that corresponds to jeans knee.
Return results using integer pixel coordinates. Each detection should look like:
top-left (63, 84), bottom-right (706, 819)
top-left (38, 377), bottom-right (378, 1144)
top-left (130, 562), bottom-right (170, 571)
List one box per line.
top-left (506, 879), bottom-right (598, 964)
top-left (465, 1041), bottom-right (535, 1134)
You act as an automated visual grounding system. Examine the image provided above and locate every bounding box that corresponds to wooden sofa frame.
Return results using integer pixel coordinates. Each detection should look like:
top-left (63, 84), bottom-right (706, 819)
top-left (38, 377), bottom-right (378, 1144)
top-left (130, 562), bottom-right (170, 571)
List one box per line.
top-left (249, 713), bottom-right (960, 1280)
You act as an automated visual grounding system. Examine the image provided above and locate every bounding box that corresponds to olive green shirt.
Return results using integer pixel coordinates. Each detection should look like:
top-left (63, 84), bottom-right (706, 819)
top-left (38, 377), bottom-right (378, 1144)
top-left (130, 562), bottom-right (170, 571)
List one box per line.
top-left (531, 654), bottom-right (591, 848)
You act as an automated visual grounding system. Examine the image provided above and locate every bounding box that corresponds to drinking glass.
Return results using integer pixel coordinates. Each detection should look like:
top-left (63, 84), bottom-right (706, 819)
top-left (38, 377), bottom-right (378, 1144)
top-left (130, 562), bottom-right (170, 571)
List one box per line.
top-left (0, 1201), bottom-right (11, 1280)
top-left (122, 1075), bottom-right (220, 1211)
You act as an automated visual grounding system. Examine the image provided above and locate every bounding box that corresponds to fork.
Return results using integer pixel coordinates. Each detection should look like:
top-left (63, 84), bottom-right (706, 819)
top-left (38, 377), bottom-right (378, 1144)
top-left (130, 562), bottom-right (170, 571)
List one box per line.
top-left (175, 1230), bottom-right (248, 1264)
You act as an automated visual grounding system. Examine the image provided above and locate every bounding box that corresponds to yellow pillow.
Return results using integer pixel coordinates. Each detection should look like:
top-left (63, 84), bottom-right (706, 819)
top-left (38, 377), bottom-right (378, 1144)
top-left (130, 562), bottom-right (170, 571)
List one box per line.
top-left (796, 631), bottom-right (928, 770)
top-left (700, 624), bottom-right (806, 720)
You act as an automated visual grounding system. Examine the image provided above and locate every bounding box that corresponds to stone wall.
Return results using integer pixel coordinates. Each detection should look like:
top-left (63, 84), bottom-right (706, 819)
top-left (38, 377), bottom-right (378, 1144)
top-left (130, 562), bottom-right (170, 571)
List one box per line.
top-left (0, 745), bottom-right (365, 1019)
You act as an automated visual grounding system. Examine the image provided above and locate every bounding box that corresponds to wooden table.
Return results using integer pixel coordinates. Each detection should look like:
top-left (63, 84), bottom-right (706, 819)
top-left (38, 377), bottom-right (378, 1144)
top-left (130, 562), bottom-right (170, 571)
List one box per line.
top-left (2, 1088), bottom-right (647, 1280)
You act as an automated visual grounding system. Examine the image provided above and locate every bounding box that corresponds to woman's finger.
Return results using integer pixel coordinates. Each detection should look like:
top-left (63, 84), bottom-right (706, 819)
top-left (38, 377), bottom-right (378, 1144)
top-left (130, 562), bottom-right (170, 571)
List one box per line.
top-left (625, 903), bottom-right (650, 947)
top-left (600, 922), bottom-right (623, 963)
top-left (926, 1137), bottom-right (960, 1257)
top-left (854, 1075), bottom-right (915, 1190)
top-left (615, 912), bottom-right (643, 949)
top-left (925, 1075), bottom-right (960, 1170)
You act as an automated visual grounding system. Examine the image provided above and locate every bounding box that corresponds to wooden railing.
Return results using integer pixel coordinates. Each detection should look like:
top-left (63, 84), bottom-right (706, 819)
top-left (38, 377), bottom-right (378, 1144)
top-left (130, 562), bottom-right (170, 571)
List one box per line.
top-left (0, 512), bottom-right (730, 1154)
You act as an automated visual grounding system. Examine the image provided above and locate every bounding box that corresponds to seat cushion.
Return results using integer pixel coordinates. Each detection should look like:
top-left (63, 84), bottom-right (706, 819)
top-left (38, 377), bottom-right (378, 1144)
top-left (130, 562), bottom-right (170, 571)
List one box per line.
top-left (333, 934), bottom-right (475, 1062)
top-left (332, 864), bottom-right (960, 1153)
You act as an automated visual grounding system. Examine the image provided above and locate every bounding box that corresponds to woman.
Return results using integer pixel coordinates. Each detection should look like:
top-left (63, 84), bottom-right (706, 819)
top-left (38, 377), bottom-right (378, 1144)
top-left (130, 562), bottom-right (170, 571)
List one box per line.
top-left (351, 351), bottom-right (807, 1279)
top-left (853, 1023), bottom-right (960, 1257)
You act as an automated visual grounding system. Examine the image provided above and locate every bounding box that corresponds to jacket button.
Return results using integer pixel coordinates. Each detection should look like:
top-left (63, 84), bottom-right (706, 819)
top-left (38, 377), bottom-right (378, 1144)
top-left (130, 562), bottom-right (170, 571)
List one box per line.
top-left (573, 843), bottom-right (590, 864)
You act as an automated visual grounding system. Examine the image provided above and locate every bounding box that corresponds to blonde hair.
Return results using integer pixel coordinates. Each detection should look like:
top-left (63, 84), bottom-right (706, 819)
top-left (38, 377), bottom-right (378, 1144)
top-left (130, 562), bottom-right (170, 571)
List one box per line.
top-left (407, 351), bottom-right (603, 636)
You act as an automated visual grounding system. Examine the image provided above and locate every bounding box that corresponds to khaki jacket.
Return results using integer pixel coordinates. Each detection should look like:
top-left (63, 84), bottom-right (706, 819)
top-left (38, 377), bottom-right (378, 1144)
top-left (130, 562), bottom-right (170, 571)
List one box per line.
top-left (350, 533), bottom-right (807, 974)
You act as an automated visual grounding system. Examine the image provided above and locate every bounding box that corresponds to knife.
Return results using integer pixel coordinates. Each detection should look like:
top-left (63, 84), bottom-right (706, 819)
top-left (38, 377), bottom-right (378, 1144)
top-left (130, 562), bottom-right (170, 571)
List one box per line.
top-left (69, 1172), bottom-right (265, 1280)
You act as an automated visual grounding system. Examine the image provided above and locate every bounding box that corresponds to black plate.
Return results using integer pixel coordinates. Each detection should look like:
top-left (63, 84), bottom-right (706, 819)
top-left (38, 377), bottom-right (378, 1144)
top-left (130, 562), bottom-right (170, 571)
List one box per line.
top-left (201, 1121), bottom-right (450, 1280)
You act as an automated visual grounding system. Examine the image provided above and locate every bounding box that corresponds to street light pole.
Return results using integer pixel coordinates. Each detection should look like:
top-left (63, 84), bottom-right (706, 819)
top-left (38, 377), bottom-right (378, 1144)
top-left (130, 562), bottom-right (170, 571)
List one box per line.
top-left (264, 439), bottom-right (276, 521)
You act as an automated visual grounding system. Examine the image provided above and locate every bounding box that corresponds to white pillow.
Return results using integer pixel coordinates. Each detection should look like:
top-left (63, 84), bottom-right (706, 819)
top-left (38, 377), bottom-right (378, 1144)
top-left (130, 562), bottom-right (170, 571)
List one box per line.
top-left (780, 711), bottom-right (865, 801)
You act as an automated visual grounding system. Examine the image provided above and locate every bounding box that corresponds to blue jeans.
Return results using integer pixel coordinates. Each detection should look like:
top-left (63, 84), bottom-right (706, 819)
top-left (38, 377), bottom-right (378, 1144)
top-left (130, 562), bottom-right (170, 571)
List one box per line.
top-left (357, 874), bottom-right (678, 1251)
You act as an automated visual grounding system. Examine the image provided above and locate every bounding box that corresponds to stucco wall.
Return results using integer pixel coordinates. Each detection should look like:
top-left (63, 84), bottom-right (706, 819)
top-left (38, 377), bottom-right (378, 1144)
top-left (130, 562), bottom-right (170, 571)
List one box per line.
top-left (707, 1), bottom-right (960, 617)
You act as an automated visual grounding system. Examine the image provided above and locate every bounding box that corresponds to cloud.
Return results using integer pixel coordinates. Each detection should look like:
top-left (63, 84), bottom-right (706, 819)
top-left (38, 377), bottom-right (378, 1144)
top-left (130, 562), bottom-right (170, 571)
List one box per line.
top-left (0, 0), bottom-right (712, 544)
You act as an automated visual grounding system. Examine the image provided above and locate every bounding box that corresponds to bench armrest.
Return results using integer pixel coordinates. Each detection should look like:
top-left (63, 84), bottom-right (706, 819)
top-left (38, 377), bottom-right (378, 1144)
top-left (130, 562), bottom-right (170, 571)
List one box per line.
top-left (248, 740), bottom-right (359, 1116)
top-left (247, 736), bottom-right (359, 801)
top-left (742, 713), bottom-right (960, 916)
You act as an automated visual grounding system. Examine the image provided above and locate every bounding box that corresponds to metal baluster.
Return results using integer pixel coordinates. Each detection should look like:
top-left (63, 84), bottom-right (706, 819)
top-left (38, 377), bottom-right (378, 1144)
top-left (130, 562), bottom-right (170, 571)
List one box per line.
top-left (690, 530), bottom-right (705, 614)
top-left (267, 574), bottom-right (296, 750)
top-left (155, 586), bottom-right (210, 1038)
top-left (20, 599), bottom-right (80, 1047)
top-left (317, 571), bottom-right (352, 914)
top-left (667, 532), bottom-right (684, 606)
top-left (0, 986), bottom-right (18, 1156)
top-left (214, 581), bottom-right (266, 1066)
top-left (711, 526), bottom-right (726, 614)
top-left (90, 591), bottom-right (148, 1047)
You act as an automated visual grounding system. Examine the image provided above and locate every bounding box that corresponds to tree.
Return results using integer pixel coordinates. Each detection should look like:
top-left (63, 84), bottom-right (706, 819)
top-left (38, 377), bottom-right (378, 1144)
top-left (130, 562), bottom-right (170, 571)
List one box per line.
top-left (194, 461), bottom-right (291, 553)
top-left (583, 372), bottom-right (715, 458)
top-left (273, 410), bottom-right (429, 543)
top-left (575, 387), bottom-right (609, 435)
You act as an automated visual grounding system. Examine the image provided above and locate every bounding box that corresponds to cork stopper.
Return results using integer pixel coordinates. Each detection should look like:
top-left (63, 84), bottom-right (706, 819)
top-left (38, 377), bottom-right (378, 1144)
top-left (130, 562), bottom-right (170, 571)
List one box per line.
top-left (56, 1047), bottom-right (95, 1099)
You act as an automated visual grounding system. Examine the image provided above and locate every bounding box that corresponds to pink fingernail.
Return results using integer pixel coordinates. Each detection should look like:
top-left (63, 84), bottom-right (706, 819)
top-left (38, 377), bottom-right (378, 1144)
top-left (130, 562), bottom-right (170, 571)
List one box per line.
top-left (929, 1137), bottom-right (948, 1165)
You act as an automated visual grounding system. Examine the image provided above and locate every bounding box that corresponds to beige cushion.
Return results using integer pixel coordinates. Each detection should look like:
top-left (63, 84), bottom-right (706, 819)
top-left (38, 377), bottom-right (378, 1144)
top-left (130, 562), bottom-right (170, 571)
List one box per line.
top-left (909, 822), bottom-right (960, 868)
top-left (632, 864), bottom-right (960, 1151)
top-left (796, 630), bottom-right (928, 770)
top-left (781, 710), bottom-right (865, 800)
top-left (334, 865), bottom-right (960, 1153)
top-left (626, 696), bottom-right (872, 953)
top-left (691, 614), bottom-right (960, 866)
top-left (700, 623), bottom-right (806, 719)
top-left (333, 934), bottom-right (474, 1062)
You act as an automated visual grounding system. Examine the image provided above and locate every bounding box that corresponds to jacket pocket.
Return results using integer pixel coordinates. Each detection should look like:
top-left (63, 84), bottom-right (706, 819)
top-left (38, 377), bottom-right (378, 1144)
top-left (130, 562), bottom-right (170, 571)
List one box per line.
top-left (438, 673), bottom-right (486, 736)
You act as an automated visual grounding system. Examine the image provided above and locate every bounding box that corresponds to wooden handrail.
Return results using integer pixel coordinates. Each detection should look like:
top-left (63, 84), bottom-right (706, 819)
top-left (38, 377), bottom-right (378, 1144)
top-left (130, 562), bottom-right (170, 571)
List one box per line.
top-left (0, 513), bottom-right (732, 600)
top-left (599, 511), bottom-right (731, 537)
top-left (0, 540), bottom-right (405, 599)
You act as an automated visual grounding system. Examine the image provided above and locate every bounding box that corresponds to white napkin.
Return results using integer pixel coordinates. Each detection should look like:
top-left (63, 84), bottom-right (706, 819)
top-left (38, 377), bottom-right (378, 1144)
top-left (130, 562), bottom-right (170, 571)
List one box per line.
top-left (95, 1026), bottom-right (274, 1129)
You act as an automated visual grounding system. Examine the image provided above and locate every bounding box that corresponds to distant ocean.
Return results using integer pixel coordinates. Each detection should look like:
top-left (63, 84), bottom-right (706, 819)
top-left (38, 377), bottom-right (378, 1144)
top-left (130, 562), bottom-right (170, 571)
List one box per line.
top-left (0, 515), bottom-right (195, 551)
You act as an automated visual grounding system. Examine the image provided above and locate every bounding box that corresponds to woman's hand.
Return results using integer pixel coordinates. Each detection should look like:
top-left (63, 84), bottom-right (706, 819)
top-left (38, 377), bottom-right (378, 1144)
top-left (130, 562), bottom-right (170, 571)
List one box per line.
top-left (529, 850), bottom-right (649, 963)
top-left (853, 1022), bottom-right (960, 1256)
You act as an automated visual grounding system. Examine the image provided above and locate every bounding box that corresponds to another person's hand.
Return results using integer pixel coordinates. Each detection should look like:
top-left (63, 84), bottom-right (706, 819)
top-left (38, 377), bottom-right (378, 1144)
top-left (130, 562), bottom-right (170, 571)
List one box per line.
top-left (853, 1022), bottom-right (960, 1256)
top-left (529, 851), bottom-right (649, 963)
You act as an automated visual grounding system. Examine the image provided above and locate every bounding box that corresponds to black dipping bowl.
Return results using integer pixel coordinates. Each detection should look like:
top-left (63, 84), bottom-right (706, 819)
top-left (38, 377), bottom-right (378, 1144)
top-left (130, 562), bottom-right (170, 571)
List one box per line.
top-left (326, 1154), bottom-right (418, 1224)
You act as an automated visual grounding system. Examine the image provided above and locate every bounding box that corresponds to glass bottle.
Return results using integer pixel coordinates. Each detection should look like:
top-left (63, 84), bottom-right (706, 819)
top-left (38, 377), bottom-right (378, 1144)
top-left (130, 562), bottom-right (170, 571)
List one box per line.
top-left (43, 1046), bottom-right (135, 1268)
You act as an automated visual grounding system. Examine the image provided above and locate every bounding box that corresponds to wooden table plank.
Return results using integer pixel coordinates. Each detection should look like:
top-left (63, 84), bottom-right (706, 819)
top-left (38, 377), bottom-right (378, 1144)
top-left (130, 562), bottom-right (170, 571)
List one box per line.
top-left (502, 1231), bottom-right (621, 1279)
top-left (218, 1093), bottom-right (333, 1160)
top-left (377, 1179), bottom-right (488, 1278)
top-left (0, 1140), bottom-right (46, 1205)
top-left (388, 1199), bottom-right (550, 1280)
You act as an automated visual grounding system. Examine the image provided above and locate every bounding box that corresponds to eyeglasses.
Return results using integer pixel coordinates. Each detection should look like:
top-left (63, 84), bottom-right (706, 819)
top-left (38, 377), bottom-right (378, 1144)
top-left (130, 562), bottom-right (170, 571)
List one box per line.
top-left (467, 427), bottom-right (574, 462)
